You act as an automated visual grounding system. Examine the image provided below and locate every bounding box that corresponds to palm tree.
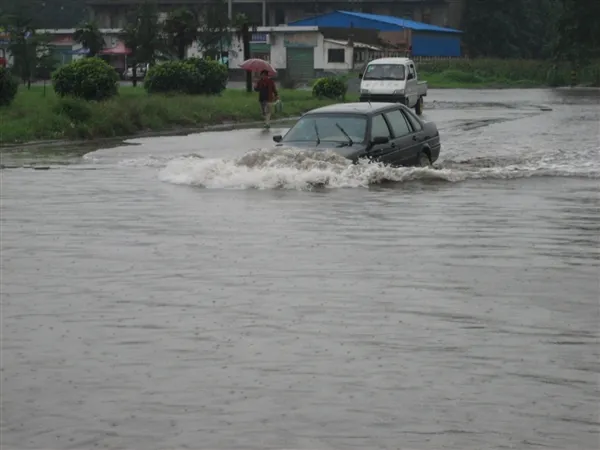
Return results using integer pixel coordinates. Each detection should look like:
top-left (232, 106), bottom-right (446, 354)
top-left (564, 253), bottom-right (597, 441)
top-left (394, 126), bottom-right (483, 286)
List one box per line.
top-left (73, 21), bottom-right (104, 57)
top-left (163, 8), bottom-right (198, 60)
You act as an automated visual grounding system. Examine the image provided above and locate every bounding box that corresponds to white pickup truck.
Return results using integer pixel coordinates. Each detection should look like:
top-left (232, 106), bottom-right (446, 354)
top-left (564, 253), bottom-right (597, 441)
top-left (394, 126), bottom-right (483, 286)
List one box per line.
top-left (358, 57), bottom-right (428, 115)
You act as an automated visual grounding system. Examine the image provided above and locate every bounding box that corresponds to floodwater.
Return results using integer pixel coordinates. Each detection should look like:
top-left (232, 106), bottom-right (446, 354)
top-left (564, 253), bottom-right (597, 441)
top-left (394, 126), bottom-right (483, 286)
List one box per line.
top-left (1, 88), bottom-right (599, 450)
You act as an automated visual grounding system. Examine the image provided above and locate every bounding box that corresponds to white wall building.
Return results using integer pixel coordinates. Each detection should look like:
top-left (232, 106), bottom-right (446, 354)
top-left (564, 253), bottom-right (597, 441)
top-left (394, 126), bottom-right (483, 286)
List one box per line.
top-left (187, 26), bottom-right (385, 81)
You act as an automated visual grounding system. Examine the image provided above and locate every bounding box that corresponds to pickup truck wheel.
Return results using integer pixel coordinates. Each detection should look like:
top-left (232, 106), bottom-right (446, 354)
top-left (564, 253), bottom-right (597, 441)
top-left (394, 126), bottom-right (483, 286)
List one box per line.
top-left (415, 97), bottom-right (424, 116)
top-left (418, 150), bottom-right (432, 168)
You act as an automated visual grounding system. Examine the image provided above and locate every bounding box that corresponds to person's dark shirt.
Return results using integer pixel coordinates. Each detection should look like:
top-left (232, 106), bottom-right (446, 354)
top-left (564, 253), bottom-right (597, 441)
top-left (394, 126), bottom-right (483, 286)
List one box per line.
top-left (255, 77), bottom-right (277, 102)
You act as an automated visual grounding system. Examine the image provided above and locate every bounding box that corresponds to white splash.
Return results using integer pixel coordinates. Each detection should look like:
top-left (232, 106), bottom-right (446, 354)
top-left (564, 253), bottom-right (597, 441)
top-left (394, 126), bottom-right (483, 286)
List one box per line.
top-left (156, 147), bottom-right (600, 191)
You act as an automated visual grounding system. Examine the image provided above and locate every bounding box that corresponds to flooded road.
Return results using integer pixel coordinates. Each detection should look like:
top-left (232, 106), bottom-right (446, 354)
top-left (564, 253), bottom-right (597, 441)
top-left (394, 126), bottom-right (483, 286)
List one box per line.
top-left (2, 88), bottom-right (599, 450)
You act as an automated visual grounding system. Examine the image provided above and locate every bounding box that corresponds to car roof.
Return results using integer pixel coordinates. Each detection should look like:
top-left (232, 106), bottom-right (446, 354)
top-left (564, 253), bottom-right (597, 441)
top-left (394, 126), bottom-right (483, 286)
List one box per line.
top-left (366, 57), bottom-right (412, 65)
top-left (305, 102), bottom-right (399, 115)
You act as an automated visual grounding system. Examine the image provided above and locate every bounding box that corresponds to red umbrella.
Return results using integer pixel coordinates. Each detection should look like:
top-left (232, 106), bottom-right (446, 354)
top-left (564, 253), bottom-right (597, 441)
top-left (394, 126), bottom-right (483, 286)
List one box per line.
top-left (239, 58), bottom-right (277, 76)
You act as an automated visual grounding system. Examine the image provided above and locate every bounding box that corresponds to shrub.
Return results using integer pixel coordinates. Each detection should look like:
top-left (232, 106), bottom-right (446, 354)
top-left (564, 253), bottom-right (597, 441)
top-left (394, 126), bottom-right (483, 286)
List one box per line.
top-left (143, 61), bottom-right (193, 94)
top-left (312, 76), bottom-right (347, 100)
top-left (187, 57), bottom-right (228, 95)
top-left (144, 58), bottom-right (228, 95)
top-left (52, 57), bottom-right (119, 101)
top-left (53, 97), bottom-right (93, 122)
top-left (0, 67), bottom-right (19, 107)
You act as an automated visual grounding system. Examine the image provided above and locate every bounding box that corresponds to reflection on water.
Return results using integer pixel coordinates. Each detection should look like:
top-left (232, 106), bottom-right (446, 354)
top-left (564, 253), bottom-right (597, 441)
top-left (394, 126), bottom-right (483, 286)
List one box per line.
top-left (1, 88), bottom-right (599, 450)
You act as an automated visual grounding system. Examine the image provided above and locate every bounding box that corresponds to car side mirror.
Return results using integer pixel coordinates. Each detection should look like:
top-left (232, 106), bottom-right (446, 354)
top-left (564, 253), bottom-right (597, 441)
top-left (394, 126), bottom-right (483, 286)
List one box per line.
top-left (407, 73), bottom-right (414, 80)
top-left (372, 136), bottom-right (389, 145)
top-left (358, 73), bottom-right (363, 79)
top-left (273, 135), bottom-right (282, 143)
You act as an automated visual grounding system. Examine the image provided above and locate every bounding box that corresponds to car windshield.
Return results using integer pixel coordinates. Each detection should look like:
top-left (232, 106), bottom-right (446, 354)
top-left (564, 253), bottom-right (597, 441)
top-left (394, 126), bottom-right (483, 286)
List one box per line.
top-left (363, 64), bottom-right (406, 80)
top-left (282, 115), bottom-right (367, 144)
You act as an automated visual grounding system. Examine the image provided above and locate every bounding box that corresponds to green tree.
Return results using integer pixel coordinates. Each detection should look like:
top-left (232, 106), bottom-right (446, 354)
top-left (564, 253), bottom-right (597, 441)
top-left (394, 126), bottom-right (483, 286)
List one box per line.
top-left (4, 7), bottom-right (48, 89)
top-left (197, 0), bottom-right (231, 56)
top-left (0, 0), bottom-right (87, 28)
top-left (555, 0), bottom-right (600, 64)
top-left (1, 0), bottom-right (59, 81)
top-left (461, 0), bottom-right (560, 59)
top-left (163, 8), bottom-right (198, 60)
top-left (34, 37), bottom-right (59, 79)
top-left (74, 21), bottom-right (105, 57)
top-left (121, 23), bottom-right (141, 87)
top-left (121, 0), bottom-right (165, 87)
top-left (231, 13), bottom-right (254, 92)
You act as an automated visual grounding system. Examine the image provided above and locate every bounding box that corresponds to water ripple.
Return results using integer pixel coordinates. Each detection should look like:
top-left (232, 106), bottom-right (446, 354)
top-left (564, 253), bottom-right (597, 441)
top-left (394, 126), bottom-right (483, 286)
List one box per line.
top-left (1, 89), bottom-right (599, 450)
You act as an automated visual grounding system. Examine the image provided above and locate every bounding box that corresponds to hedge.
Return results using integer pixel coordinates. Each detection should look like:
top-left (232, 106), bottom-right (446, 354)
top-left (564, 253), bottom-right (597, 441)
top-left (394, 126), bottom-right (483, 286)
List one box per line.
top-left (0, 67), bottom-right (19, 106)
top-left (52, 57), bottom-right (119, 101)
top-left (144, 58), bottom-right (228, 95)
top-left (312, 76), bottom-right (347, 100)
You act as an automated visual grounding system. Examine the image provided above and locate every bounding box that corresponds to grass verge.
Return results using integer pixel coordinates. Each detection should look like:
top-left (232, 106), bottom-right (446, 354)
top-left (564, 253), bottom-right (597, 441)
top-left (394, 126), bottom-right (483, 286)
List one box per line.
top-left (418, 70), bottom-right (544, 88)
top-left (333, 59), bottom-right (600, 88)
top-left (0, 86), bottom-right (358, 145)
top-left (417, 59), bottom-right (600, 88)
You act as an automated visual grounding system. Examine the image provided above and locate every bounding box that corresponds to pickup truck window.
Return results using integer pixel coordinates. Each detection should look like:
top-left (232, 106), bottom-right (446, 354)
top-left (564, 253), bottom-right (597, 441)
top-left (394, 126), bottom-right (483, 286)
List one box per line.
top-left (408, 64), bottom-right (416, 80)
top-left (371, 114), bottom-right (393, 139)
top-left (364, 64), bottom-right (406, 81)
top-left (384, 109), bottom-right (412, 137)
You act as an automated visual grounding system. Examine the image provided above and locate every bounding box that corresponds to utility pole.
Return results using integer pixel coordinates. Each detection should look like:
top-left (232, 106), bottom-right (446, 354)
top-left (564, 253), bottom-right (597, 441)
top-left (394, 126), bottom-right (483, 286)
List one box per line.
top-left (227, 0), bottom-right (232, 20)
top-left (242, 22), bottom-right (252, 92)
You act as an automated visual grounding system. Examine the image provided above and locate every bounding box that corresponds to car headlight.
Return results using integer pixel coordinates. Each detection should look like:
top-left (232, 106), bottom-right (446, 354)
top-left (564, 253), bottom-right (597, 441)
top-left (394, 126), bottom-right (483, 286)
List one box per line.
top-left (360, 89), bottom-right (370, 94)
top-left (393, 89), bottom-right (404, 95)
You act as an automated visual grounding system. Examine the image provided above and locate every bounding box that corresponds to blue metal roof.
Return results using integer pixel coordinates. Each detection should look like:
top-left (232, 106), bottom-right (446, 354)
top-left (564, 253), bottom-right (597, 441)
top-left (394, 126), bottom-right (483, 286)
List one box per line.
top-left (288, 10), bottom-right (462, 34)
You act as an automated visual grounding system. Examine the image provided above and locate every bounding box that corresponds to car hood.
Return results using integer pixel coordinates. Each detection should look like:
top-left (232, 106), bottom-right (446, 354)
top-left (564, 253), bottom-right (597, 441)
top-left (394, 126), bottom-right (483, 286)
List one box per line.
top-left (275, 142), bottom-right (366, 159)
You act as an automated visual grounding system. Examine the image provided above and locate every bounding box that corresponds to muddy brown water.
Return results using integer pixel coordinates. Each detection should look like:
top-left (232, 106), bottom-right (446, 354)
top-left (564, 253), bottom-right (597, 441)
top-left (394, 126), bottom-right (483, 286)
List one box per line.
top-left (1, 88), bottom-right (599, 450)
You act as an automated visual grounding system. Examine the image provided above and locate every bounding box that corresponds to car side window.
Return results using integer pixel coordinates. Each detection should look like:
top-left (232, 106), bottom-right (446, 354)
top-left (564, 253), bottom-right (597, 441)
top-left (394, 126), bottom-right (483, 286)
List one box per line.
top-left (402, 109), bottom-right (423, 131)
top-left (384, 109), bottom-right (412, 137)
top-left (371, 114), bottom-right (392, 139)
top-left (408, 64), bottom-right (416, 79)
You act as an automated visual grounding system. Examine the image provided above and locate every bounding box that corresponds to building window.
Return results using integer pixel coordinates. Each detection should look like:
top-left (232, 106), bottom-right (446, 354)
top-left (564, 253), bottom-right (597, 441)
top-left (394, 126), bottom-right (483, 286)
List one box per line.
top-left (353, 49), bottom-right (365, 63)
top-left (275, 9), bottom-right (285, 25)
top-left (327, 48), bottom-right (345, 63)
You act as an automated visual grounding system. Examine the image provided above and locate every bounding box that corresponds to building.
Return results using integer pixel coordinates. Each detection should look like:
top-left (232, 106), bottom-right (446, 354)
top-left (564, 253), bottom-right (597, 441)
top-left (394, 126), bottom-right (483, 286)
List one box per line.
top-left (5, 26), bottom-right (391, 81)
top-left (86, 0), bottom-right (465, 30)
top-left (288, 10), bottom-right (462, 57)
top-left (1, 17), bottom-right (457, 83)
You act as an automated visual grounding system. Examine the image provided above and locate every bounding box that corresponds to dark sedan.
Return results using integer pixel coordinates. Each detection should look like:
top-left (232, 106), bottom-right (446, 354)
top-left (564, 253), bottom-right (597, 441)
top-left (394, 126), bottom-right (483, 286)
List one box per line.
top-left (273, 102), bottom-right (441, 167)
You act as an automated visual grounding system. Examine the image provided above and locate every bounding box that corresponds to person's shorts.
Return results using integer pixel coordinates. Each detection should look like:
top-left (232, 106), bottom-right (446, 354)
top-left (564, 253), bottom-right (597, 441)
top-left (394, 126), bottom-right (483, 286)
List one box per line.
top-left (260, 101), bottom-right (271, 115)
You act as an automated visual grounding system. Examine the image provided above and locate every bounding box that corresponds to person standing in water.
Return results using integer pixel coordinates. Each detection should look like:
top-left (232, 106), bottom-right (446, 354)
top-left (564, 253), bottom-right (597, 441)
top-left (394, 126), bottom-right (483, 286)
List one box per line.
top-left (254, 69), bottom-right (279, 128)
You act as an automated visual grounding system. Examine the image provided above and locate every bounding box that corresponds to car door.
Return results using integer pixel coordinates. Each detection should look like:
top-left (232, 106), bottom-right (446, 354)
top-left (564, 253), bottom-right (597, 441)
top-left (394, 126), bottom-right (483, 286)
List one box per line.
top-left (382, 107), bottom-right (420, 165)
top-left (402, 107), bottom-right (439, 160)
top-left (368, 113), bottom-right (395, 163)
top-left (405, 63), bottom-right (418, 107)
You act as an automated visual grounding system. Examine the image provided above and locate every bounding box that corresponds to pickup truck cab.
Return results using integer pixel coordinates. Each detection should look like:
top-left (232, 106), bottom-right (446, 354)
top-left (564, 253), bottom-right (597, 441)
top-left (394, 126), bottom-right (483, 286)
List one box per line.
top-left (358, 57), bottom-right (428, 116)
